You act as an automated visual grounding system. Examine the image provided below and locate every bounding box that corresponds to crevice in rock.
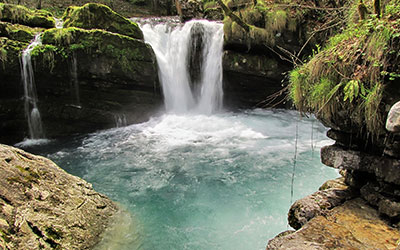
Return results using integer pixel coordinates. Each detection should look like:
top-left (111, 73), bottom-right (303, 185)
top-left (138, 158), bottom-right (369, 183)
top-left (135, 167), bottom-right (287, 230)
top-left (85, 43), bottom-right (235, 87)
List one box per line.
top-left (26, 220), bottom-right (59, 249)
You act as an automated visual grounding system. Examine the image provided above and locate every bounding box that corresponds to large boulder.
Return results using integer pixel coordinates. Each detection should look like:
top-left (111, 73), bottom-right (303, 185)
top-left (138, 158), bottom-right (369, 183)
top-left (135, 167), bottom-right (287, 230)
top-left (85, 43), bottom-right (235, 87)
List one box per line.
top-left (0, 3), bottom-right (55, 28)
top-left (0, 144), bottom-right (118, 250)
top-left (62, 3), bottom-right (143, 40)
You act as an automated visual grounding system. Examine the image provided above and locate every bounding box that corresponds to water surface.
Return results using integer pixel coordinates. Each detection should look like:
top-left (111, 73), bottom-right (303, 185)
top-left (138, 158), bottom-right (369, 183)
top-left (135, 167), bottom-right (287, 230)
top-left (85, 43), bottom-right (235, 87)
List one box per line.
top-left (37, 109), bottom-right (338, 250)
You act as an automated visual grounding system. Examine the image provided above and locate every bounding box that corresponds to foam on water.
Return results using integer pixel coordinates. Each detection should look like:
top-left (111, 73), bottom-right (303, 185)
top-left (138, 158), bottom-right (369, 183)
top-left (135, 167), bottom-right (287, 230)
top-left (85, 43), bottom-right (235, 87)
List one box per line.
top-left (44, 109), bottom-right (338, 250)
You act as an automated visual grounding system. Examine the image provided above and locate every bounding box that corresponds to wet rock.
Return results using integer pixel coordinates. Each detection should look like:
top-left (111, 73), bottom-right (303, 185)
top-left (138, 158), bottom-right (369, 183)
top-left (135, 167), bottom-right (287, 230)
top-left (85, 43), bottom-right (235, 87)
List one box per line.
top-left (386, 101), bottom-right (400, 133)
top-left (0, 144), bottom-right (119, 250)
top-left (267, 198), bottom-right (400, 250)
top-left (288, 178), bottom-right (354, 230)
top-left (63, 3), bottom-right (143, 40)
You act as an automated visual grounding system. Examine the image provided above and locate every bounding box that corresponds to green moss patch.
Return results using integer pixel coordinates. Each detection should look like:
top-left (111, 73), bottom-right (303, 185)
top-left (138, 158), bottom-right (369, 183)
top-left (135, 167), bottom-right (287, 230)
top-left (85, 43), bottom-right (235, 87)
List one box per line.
top-left (62, 3), bottom-right (143, 40)
top-left (0, 3), bottom-right (55, 28)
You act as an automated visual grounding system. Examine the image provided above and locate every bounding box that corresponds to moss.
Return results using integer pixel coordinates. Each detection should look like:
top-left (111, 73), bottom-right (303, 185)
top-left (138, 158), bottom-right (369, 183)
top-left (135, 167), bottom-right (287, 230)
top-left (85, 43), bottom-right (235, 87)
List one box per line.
top-left (289, 0), bottom-right (400, 138)
top-left (62, 3), bottom-right (143, 40)
top-left (0, 37), bottom-right (27, 70)
top-left (0, 3), bottom-right (55, 28)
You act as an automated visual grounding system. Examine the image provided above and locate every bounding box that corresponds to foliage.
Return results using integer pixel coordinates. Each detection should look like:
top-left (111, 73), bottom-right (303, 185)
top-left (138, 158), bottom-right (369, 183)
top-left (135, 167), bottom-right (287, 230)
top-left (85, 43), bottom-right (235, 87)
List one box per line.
top-left (289, 0), bottom-right (400, 138)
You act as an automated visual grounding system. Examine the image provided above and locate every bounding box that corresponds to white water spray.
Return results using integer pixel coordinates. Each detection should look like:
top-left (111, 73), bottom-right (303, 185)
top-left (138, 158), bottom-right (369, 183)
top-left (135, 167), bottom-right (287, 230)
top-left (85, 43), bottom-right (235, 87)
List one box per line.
top-left (140, 19), bottom-right (224, 114)
top-left (21, 33), bottom-right (44, 139)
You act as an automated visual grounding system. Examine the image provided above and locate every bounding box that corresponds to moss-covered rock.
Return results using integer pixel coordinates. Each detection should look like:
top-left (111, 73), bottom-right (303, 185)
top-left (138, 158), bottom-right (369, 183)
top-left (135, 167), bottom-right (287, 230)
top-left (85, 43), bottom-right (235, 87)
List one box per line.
top-left (62, 3), bottom-right (143, 40)
top-left (38, 26), bottom-right (154, 81)
top-left (0, 37), bottom-right (26, 73)
top-left (0, 3), bottom-right (55, 28)
top-left (0, 21), bottom-right (43, 42)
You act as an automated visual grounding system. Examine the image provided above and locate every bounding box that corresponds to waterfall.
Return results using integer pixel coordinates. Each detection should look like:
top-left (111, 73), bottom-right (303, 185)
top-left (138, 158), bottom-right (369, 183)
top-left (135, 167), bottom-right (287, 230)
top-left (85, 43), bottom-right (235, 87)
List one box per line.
top-left (140, 19), bottom-right (224, 114)
top-left (21, 33), bottom-right (44, 139)
top-left (70, 52), bottom-right (81, 108)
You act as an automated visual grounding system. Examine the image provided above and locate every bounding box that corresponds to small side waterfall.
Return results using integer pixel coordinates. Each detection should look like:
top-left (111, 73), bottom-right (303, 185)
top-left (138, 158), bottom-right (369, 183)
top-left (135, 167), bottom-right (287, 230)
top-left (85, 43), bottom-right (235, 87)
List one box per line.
top-left (140, 19), bottom-right (224, 114)
top-left (70, 53), bottom-right (81, 108)
top-left (21, 33), bottom-right (44, 139)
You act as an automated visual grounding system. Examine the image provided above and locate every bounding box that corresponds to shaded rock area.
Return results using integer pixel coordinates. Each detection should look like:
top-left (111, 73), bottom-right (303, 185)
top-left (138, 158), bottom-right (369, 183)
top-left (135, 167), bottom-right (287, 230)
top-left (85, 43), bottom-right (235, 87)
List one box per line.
top-left (0, 3), bottom-right (162, 144)
top-left (0, 144), bottom-right (119, 250)
top-left (267, 198), bottom-right (400, 250)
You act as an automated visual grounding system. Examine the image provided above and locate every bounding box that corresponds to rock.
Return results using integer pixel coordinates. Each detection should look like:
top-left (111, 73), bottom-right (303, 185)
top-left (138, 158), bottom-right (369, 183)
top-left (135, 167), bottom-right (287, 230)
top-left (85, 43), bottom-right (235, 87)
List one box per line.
top-left (267, 198), bottom-right (400, 250)
top-left (321, 145), bottom-right (400, 186)
top-left (386, 101), bottom-right (400, 133)
top-left (319, 177), bottom-right (348, 191)
top-left (0, 21), bottom-right (38, 42)
top-left (0, 144), bottom-right (119, 250)
top-left (361, 182), bottom-right (400, 219)
top-left (62, 3), bottom-right (143, 40)
top-left (288, 178), bottom-right (354, 230)
top-left (0, 3), bottom-right (55, 28)
top-left (40, 27), bottom-right (156, 85)
top-left (0, 23), bottom-right (161, 144)
top-left (175, 0), bottom-right (204, 22)
top-left (223, 50), bottom-right (289, 108)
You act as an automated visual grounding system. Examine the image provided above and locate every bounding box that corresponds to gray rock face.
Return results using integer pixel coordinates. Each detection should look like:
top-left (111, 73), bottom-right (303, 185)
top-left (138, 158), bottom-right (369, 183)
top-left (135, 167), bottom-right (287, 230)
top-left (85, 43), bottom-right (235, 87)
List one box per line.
top-left (321, 145), bottom-right (400, 186)
top-left (0, 144), bottom-right (118, 250)
top-left (386, 101), bottom-right (400, 133)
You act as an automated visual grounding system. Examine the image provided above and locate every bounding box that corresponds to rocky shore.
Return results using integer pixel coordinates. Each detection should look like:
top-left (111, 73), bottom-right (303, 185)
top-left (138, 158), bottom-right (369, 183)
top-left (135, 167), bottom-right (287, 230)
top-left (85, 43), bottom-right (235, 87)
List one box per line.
top-left (0, 144), bottom-right (118, 250)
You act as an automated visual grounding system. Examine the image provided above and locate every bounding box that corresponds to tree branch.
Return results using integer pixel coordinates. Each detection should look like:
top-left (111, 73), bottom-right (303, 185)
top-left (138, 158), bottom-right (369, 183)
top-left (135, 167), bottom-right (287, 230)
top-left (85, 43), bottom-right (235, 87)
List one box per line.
top-left (216, 0), bottom-right (250, 32)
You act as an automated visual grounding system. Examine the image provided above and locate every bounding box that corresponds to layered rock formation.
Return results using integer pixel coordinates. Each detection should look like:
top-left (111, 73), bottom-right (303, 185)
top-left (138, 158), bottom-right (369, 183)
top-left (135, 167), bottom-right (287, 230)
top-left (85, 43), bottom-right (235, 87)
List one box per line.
top-left (0, 3), bottom-right (161, 144)
top-left (268, 0), bottom-right (400, 248)
top-left (0, 143), bottom-right (118, 250)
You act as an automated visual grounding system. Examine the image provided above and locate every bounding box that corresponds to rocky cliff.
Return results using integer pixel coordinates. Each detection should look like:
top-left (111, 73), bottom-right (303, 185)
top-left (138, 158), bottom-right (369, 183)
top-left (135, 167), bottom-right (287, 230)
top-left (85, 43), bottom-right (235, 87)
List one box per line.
top-left (267, 0), bottom-right (400, 248)
top-left (0, 143), bottom-right (118, 250)
top-left (0, 3), bottom-right (161, 144)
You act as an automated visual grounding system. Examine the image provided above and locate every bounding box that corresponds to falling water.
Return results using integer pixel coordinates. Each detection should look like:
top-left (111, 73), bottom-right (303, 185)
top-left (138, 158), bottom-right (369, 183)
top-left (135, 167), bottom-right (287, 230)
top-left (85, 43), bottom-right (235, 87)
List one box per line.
top-left (70, 53), bottom-right (81, 108)
top-left (21, 33), bottom-right (44, 139)
top-left (55, 18), bottom-right (64, 29)
top-left (140, 19), bottom-right (224, 114)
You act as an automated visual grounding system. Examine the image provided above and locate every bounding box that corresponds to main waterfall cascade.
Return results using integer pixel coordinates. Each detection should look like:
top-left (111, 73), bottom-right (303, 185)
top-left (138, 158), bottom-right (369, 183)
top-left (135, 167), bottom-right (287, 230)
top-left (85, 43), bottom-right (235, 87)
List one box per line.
top-left (21, 33), bottom-right (44, 139)
top-left (140, 19), bottom-right (224, 114)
